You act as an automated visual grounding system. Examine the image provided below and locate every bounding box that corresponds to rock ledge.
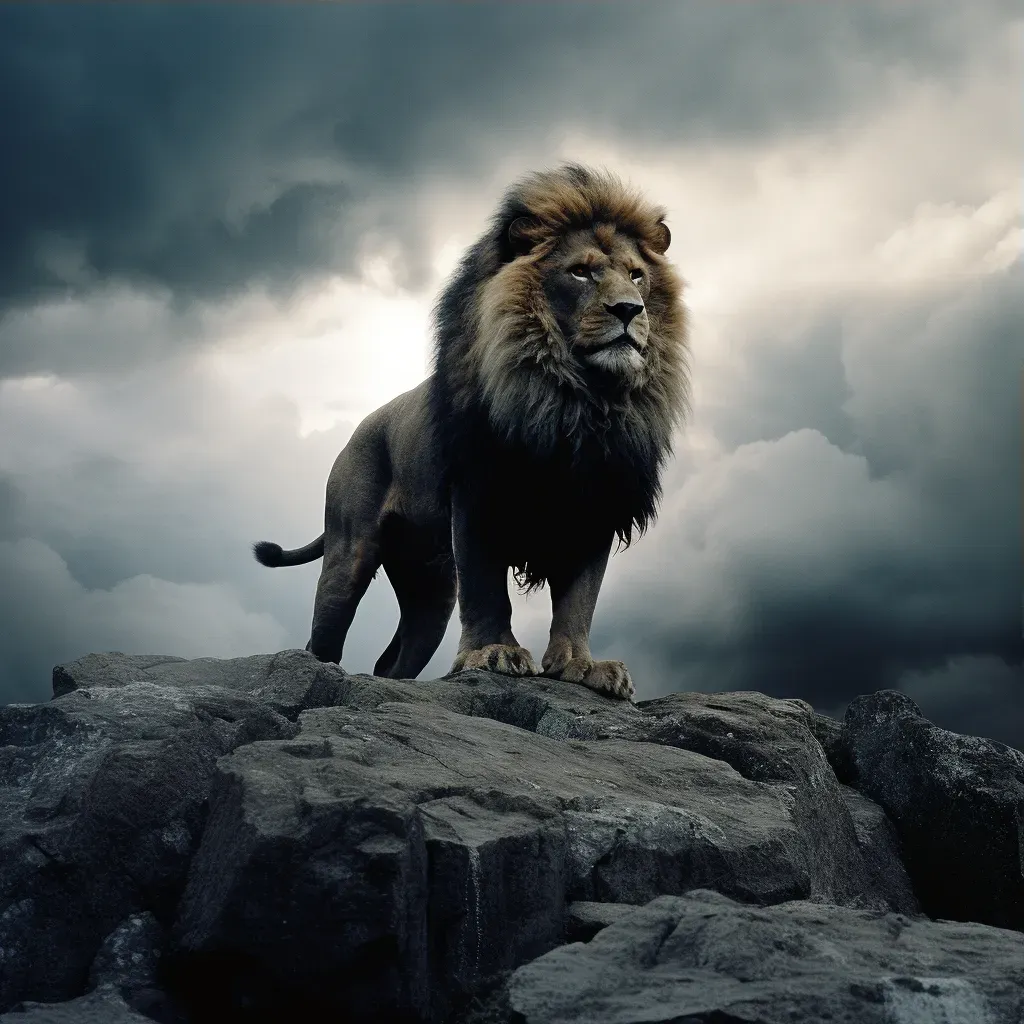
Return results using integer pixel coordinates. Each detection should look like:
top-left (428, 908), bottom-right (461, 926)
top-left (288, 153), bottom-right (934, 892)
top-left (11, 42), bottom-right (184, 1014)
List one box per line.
top-left (0, 650), bottom-right (1020, 1023)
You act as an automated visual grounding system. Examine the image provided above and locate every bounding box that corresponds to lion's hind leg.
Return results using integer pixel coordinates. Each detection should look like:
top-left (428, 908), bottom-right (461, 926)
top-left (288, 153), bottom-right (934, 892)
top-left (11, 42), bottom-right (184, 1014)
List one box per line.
top-left (375, 552), bottom-right (456, 679)
top-left (308, 533), bottom-right (383, 665)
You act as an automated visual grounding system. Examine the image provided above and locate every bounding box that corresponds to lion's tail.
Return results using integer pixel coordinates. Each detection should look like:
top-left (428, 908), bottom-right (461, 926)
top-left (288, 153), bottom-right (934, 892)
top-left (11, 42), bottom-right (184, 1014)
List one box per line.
top-left (252, 534), bottom-right (325, 568)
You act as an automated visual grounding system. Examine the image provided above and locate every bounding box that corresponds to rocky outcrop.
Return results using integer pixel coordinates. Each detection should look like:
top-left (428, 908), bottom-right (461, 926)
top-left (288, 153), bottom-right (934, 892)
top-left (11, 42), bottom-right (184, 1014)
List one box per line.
top-left (0, 651), bottom-right (1021, 1023)
top-left (0, 676), bottom-right (296, 1012)
top-left (509, 890), bottom-right (1024, 1024)
top-left (842, 688), bottom-right (1024, 931)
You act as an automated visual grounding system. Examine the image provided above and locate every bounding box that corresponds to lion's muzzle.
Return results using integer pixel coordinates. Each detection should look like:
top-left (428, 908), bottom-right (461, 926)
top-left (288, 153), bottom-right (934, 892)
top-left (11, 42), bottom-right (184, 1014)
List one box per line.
top-left (605, 299), bottom-right (644, 329)
top-left (580, 305), bottom-right (650, 378)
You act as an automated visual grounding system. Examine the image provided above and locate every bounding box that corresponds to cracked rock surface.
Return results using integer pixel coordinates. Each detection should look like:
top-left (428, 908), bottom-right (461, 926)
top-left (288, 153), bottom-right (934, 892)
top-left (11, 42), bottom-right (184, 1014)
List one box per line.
top-left (509, 889), bottom-right (1024, 1024)
top-left (1, 650), bottom-right (1021, 1022)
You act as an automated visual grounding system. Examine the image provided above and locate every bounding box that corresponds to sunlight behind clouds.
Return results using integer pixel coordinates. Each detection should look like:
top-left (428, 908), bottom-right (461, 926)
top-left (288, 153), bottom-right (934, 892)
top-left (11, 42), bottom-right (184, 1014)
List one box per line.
top-left (182, 20), bottom-right (1018, 451)
top-left (552, 28), bottom-right (1018, 318)
top-left (199, 275), bottom-right (433, 436)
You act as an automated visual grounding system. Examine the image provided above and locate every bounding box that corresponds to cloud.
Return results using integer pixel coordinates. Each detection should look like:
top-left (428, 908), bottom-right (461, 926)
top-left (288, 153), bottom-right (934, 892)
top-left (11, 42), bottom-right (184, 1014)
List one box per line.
top-left (0, 537), bottom-right (288, 705)
top-left (895, 656), bottom-right (1024, 750)
top-left (0, 317), bottom-right (450, 700)
top-left (591, 264), bottom-right (1021, 743)
top-left (0, 2), bottom-right (1013, 329)
top-left (0, 2), bottom-right (1018, 751)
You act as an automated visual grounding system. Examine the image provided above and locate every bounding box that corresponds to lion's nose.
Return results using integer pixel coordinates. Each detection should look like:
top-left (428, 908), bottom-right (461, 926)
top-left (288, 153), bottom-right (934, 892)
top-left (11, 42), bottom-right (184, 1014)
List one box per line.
top-left (605, 300), bottom-right (644, 328)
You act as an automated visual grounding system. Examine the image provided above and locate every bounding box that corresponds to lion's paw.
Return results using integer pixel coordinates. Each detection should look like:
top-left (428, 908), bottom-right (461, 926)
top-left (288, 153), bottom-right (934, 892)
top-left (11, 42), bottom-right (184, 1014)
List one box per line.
top-left (541, 635), bottom-right (577, 677)
top-left (543, 642), bottom-right (635, 702)
top-left (581, 660), bottom-right (635, 702)
top-left (453, 644), bottom-right (539, 677)
top-left (543, 653), bottom-right (593, 684)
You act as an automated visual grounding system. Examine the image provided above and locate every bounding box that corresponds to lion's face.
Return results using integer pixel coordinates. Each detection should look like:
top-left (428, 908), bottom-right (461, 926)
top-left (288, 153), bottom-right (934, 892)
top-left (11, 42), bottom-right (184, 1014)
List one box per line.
top-left (541, 227), bottom-right (652, 384)
top-left (457, 166), bottom-right (687, 457)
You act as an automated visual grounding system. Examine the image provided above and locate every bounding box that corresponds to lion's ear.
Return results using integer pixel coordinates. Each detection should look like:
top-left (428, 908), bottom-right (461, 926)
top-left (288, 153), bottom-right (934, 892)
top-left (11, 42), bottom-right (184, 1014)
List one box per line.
top-left (508, 216), bottom-right (537, 256)
top-left (651, 221), bottom-right (671, 254)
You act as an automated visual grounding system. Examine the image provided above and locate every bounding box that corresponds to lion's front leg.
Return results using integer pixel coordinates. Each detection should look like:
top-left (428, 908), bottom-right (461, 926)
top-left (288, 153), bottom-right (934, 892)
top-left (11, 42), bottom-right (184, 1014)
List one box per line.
top-left (449, 489), bottom-right (539, 677)
top-left (541, 542), bottom-right (635, 701)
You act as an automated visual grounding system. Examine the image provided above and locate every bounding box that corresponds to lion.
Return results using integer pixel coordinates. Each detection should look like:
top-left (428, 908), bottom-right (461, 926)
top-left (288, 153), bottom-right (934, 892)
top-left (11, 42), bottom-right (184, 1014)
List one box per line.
top-left (254, 164), bottom-right (689, 700)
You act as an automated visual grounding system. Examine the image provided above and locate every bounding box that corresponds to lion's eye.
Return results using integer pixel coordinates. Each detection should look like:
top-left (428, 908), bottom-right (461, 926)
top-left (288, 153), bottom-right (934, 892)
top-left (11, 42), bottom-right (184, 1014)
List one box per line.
top-left (630, 269), bottom-right (645, 285)
top-left (569, 265), bottom-right (591, 281)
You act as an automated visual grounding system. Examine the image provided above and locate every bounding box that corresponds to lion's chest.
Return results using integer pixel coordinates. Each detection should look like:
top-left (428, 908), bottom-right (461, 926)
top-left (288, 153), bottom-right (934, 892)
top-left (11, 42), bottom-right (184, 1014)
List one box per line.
top-left (469, 444), bottom-right (653, 577)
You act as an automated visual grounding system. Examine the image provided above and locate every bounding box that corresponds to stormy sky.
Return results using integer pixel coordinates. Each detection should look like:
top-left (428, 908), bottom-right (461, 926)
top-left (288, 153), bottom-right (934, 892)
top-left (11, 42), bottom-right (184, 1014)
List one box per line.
top-left (0, 2), bottom-right (1020, 747)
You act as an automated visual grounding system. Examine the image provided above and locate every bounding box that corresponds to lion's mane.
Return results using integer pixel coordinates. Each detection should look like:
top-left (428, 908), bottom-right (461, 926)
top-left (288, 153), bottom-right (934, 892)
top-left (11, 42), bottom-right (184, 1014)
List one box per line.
top-left (428, 164), bottom-right (690, 589)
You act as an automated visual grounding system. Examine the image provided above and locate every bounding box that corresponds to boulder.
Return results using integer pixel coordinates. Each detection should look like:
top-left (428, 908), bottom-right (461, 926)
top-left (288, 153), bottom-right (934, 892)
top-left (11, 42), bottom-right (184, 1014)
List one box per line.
top-left (809, 709), bottom-right (854, 784)
top-left (0, 679), bottom-right (296, 1010)
top-left (564, 901), bottom-right (638, 944)
top-left (171, 701), bottom-right (821, 1021)
top-left (87, 913), bottom-right (163, 994)
top-left (509, 889), bottom-right (1024, 1024)
top-left (843, 688), bottom-right (1024, 930)
top-left (626, 691), bottom-right (912, 912)
top-left (839, 786), bottom-right (918, 917)
top-left (85, 913), bottom-right (181, 1022)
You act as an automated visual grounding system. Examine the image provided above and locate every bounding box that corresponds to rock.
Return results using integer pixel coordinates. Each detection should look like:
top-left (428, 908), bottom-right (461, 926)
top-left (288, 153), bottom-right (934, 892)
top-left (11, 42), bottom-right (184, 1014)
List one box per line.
top-left (171, 700), bottom-right (843, 1021)
top-left (88, 913), bottom-right (163, 993)
top-left (627, 691), bottom-right (914, 913)
top-left (5, 653), bottom-right (1023, 1021)
top-left (0, 681), bottom-right (296, 1011)
top-left (843, 688), bottom-right (1024, 931)
top-left (840, 786), bottom-right (918, 917)
top-left (508, 889), bottom-right (1024, 1024)
top-left (51, 650), bottom-right (349, 721)
top-left (809, 709), bottom-right (854, 784)
top-left (85, 913), bottom-right (182, 1021)
top-left (0, 988), bottom-right (151, 1023)
top-left (564, 901), bottom-right (638, 943)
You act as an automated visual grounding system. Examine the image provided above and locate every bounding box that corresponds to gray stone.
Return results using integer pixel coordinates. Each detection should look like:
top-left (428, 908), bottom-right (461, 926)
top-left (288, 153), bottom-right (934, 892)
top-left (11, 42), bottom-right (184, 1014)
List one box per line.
top-left (625, 690), bottom-right (915, 913)
top-left (0, 988), bottom-right (151, 1023)
top-left (10, 652), bottom-right (1021, 1021)
top-left (509, 889), bottom-right (1024, 1024)
top-left (51, 649), bottom-right (349, 720)
top-left (87, 913), bottom-right (163, 995)
top-left (840, 786), bottom-right (918, 917)
top-left (809, 709), bottom-right (854, 784)
top-left (0, 682), bottom-right (296, 1011)
top-left (324, 666), bottom-right (649, 741)
top-left (843, 688), bottom-right (1024, 930)
top-left (172, 693), bottom-right (906, 1022)
top-left (564, 901), bottom-right (639, 943)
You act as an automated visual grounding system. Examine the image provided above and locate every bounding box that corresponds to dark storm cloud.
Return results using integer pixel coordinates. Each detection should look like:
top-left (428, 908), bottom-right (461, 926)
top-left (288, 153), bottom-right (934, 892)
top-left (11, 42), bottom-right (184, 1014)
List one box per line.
top-left (0, 1), bottom-right (1007, 350)
top-left (0, 289), bottom-right (203, 377)
top-left (594, 264), bottom-right (1022, 746)
top-left (701, 310), bottom-right (857, 453)
top-left (896, 657), bottom-right (1024, 750)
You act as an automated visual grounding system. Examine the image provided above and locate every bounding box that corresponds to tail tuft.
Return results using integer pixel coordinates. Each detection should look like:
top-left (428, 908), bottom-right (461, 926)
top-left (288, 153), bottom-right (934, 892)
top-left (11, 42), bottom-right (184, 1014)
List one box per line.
top-left (253, 541), bottom-right (283, 567)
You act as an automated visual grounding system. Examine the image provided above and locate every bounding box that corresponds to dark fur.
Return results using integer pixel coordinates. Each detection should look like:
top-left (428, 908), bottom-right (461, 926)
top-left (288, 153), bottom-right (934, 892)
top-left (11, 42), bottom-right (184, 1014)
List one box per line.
top-left (429, 163), bottom-right (688, 589)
